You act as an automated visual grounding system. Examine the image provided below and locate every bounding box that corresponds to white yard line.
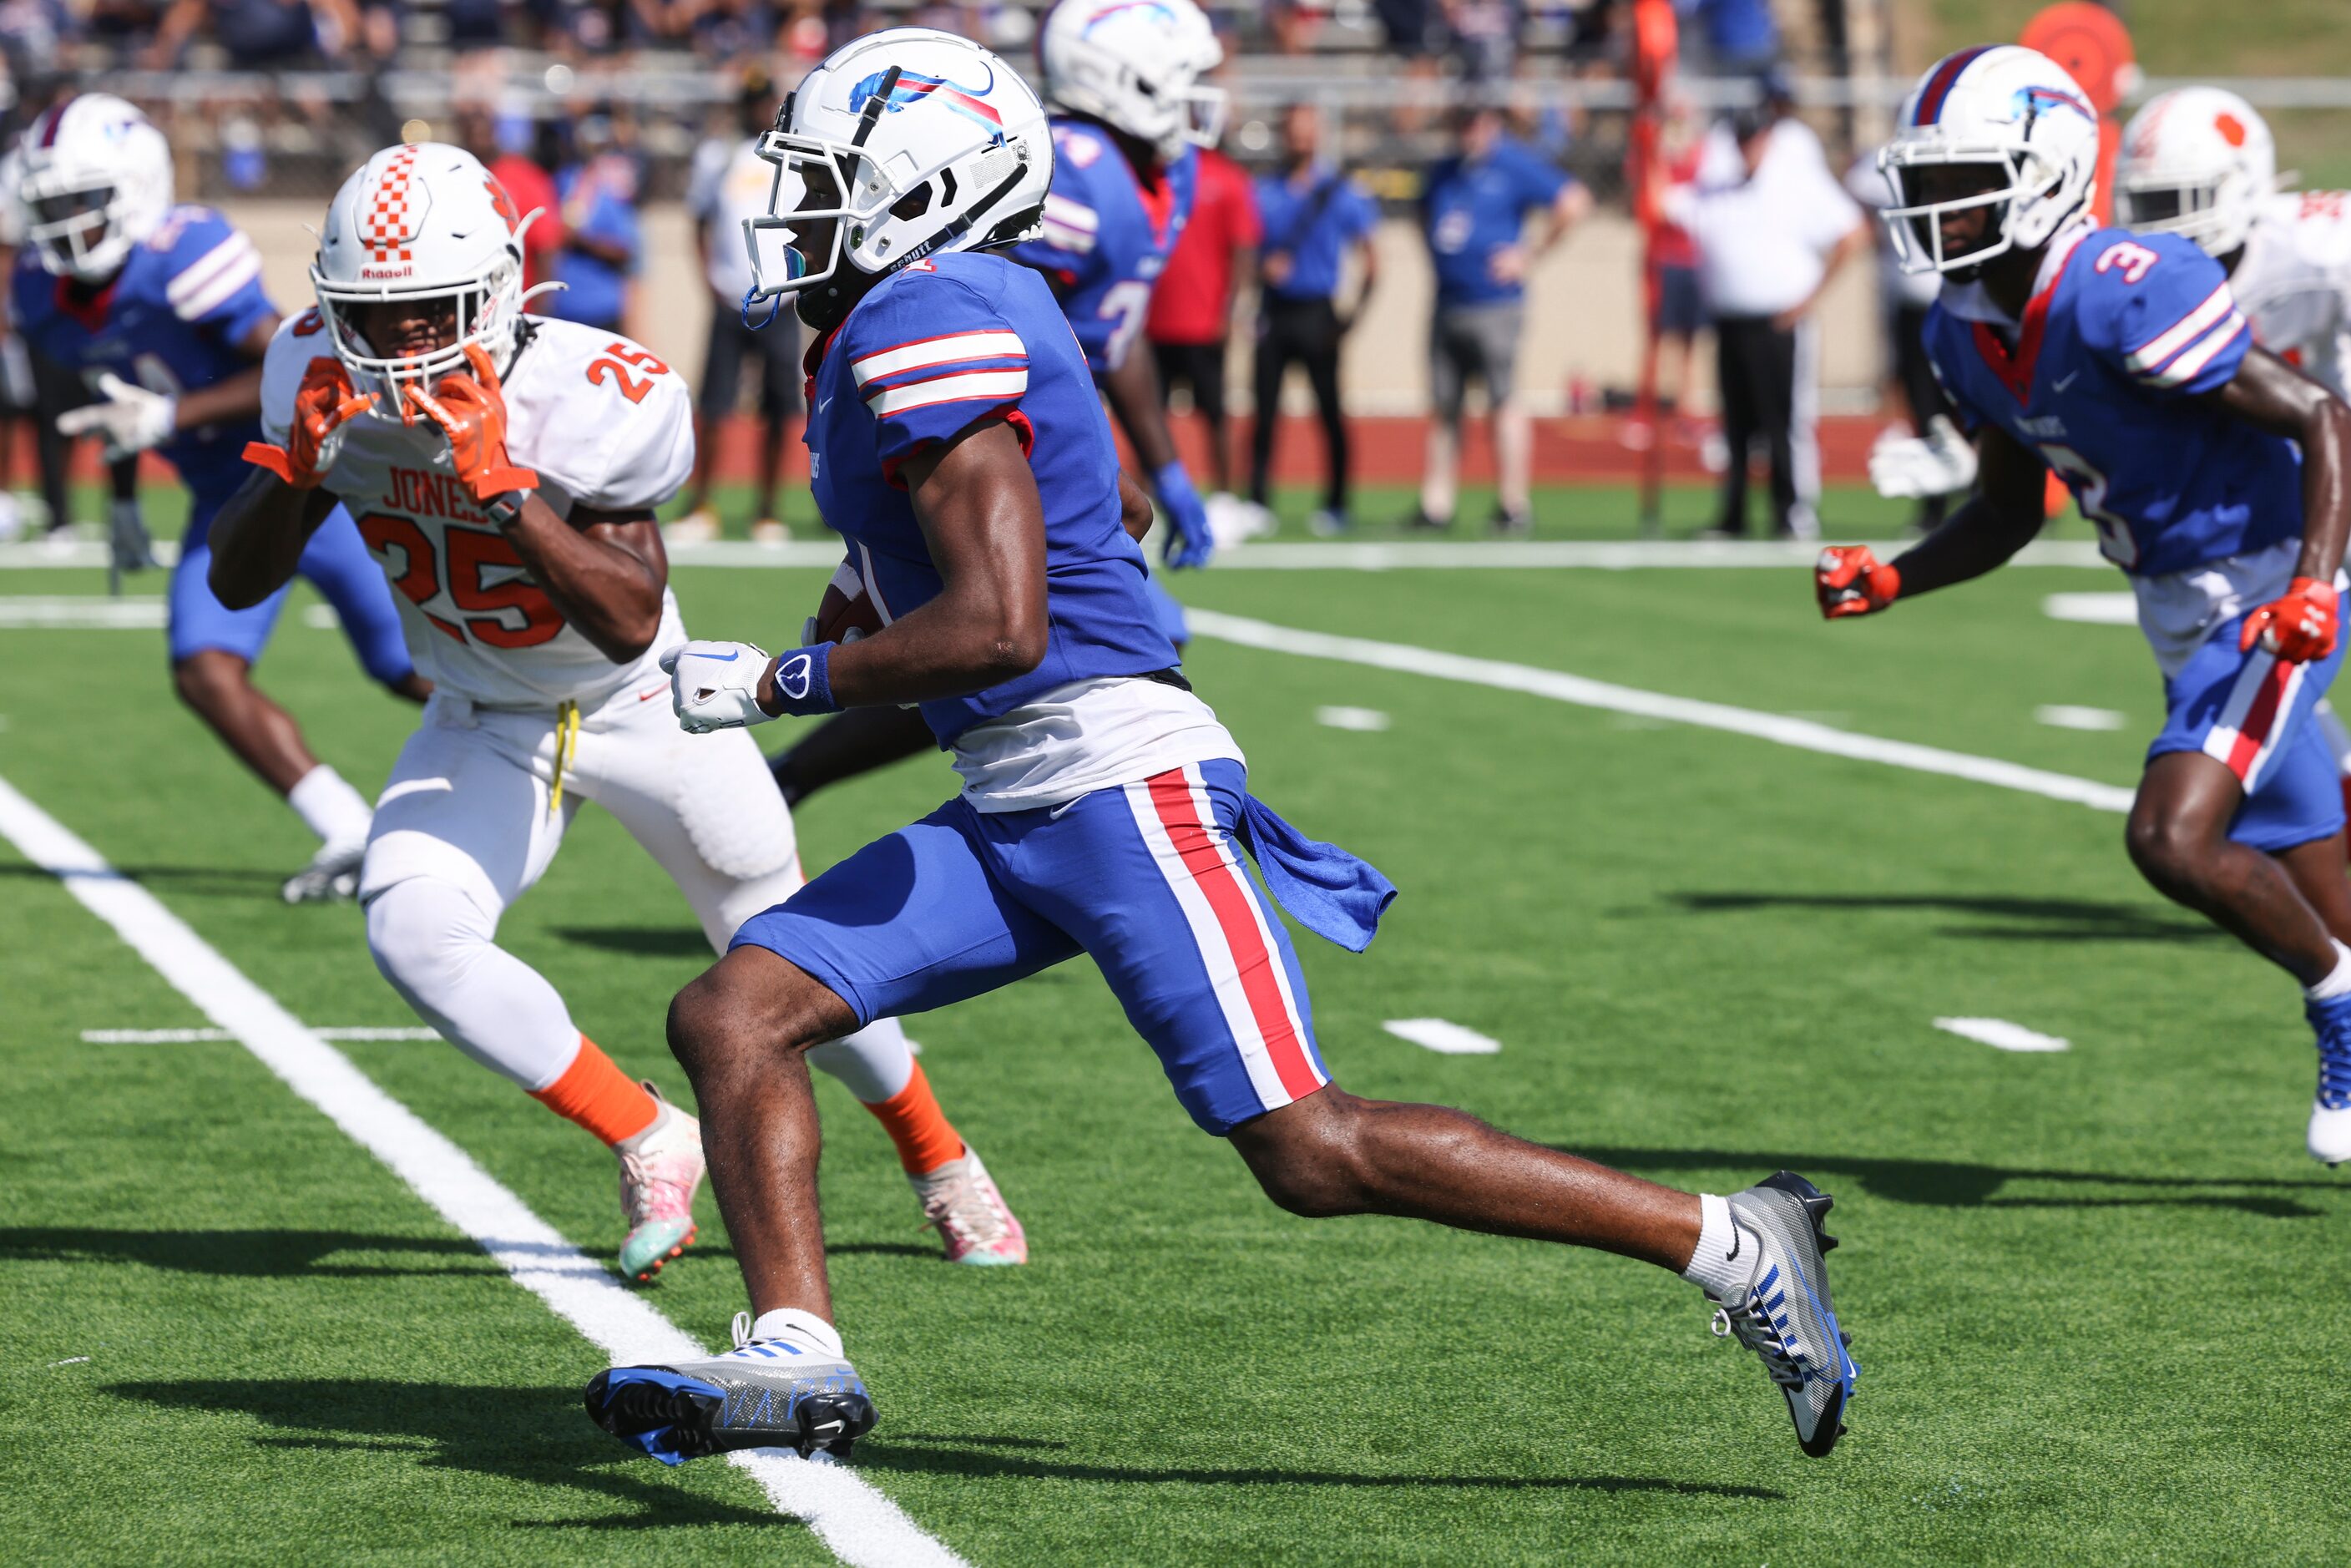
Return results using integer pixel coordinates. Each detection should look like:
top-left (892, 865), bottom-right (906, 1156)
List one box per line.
top-left (1383, 1019), bottom-right (1502, 1055)
top-left (0, 774), bottom-right (962, 1568)
top-left (1186, 609), bottom-right (2137, 815)
top-left (0, 595), bottom-right (167, 628)
top-left (81, 1025), bottom-right (442, 1043)
top-left (0, 537), bottom-right (2114, 574)
top-left (1934, 1016), bottom-right (2071, 1053)
top-left (1315, 706), bottom-right (1391, 732)
top-left (2043, 591), bottom-right (2138, 625)
top-left (2035, 705), bottom-right (2126, 732)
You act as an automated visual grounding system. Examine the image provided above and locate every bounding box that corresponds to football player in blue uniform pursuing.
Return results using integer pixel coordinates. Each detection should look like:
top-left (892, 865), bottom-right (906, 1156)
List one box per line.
top-left (761, 0), bottom-right (1225, 811)
top-left (13, 95), bottom-right (425, 901)
top-left (1819, 45), bottom-right (2351, 1163)
top-left (588, 28), bottom-right (1857, 1467)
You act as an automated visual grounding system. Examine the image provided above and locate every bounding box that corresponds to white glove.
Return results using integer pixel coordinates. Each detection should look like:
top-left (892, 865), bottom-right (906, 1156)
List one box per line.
top-left (57, 372), bottom-right (178, 461)
top-left (1867, 415), bottom-right (1979, 499)
top-left (660, 640), bottom-right (776, 733)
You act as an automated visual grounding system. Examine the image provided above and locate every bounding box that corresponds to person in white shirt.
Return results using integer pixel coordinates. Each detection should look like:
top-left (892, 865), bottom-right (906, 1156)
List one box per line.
top-left (668, 68), bottom-right (802, 546)
top-left (1669, 91), bottom-right (1868, 539)
top-left (1847, 149), bottom-right (1974, 530)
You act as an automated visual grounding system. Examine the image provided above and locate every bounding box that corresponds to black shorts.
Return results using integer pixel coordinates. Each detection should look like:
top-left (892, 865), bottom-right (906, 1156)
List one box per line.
top-left (1152, 339), bottom-right (1227, 423)
top-left (700, 302), bottom-right (804, 422)
top-left (1653, 263), bottom-right (1703, 336)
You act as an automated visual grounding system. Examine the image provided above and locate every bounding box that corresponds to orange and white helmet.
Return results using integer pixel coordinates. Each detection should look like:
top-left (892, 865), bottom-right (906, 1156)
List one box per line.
top-left (309, 142), bottom-right (551, 418)
top-left (2116, 88), bottom-right (2276, 258)
top-left (1877, 44), bottom-right (2102, 276)
top-left (16, 94), bottom-right (174, 281)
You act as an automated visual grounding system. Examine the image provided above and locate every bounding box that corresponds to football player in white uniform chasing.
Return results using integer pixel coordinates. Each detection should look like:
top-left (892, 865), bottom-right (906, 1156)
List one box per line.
top-left (206, 143), bottom-right (1025, 1280)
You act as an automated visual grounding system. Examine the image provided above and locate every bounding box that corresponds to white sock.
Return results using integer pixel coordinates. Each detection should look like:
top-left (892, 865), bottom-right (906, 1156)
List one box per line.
top-left (2309, 940), bottom-right (2351, 1003)
top-left (1679, 1193), bottom-right (1756, 1301)
top-left (288, 765), bottom-right (372, 847)
top-left (751, 1307), bottom-right (843, 1360)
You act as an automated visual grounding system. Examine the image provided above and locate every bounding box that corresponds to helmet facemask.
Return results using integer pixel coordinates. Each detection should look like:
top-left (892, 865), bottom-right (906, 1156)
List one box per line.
top-left (1878, 149), bottom-right (2050, 279)
top-left (311, 222), bottom-right (540, 423)
top-left (23, 172), bottom-right (132, 281)
top-left (2116, 168), bottom-right (2242, 255)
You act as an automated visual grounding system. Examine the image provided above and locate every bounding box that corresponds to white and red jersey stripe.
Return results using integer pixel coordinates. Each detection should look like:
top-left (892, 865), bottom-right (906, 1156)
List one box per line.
top-left (1123, 764), bottom-right (1325, 1113)
top-left (847, 329), bottom-right (1030, 418)
top-left (2204, 644), bottom-right (2306, 787)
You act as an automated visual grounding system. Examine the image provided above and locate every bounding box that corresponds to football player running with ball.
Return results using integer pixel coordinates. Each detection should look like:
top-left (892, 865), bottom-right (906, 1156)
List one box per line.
top-left (587, 28), bottom-right (1856, 1467)
top-left (11, 94), bottom-right (426, 903)
top-left (1819, 46), bottom-right (2351, 1161)
top-left (206, 142), bottom-right (1024, 1280)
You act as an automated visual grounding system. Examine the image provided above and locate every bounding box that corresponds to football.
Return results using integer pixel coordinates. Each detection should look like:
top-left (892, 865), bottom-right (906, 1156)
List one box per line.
top-left (806, 554), bottom-right (886, 645)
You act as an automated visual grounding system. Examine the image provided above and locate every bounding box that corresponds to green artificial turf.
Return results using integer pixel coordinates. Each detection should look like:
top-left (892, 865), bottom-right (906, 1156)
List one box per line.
top-left (3, 536), bottom-right (2348, 1564)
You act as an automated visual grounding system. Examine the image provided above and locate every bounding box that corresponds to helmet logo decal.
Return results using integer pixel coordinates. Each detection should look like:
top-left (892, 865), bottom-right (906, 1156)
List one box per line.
top-left (2015, 83), bottom-right (2096, 124)
top-left (485, 175), bottom-right (522, 233)
top-left (361, 145), bottom-right (422, 264)
top-left (849, 67), bottom-right (1003, 129)
top-left (2214, 112), bottom-right (2247, 148)
top-left (1082, 2), bottom-right (1177, 32)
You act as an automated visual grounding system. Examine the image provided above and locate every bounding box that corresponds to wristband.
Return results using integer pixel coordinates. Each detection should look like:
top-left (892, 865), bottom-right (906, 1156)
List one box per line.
top-left (765, 643), bottom-right (839, 717)
top-left (482, 490), bottom-right (529, 530)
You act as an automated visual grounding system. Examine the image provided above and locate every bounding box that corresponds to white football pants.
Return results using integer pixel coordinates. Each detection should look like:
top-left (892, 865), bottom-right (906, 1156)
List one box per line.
top-left (360, 685), bottom-right (914, 1102)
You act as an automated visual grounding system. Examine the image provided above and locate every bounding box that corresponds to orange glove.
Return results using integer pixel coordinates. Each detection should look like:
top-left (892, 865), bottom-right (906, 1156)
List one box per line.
top-left (402, 342), bottom-right (539, 503)
top-left (1816, 545), bottom-right (1902, 620)
top-left (243, 358), bottom-right (376, 488)
top-left (2239, 576), bottom-right (2340, 663)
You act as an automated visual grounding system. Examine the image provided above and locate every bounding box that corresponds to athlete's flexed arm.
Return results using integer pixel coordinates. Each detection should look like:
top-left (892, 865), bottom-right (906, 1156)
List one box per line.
top-left (2207, 346), bottom-right (2351, 659)
top-left (1816, 423), bottom-right (2048, 618)
top-left (761, 418), bottom-right (1047, 714)
top-left (209, 357), bottom-right (379, 609)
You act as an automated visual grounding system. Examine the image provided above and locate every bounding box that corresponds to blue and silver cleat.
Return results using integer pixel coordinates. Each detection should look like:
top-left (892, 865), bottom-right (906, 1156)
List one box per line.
top-left (585, 1313), bottom-right (876, 1464)
top-left (2305, 994), bottom-right (2351, 1166)
top-left (1709, 1171), bottom-right (1858, 1459)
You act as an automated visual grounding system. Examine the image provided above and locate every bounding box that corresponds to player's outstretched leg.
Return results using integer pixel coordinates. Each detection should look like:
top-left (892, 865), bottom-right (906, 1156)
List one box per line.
top-left (2126, 751), bottom-right (2351, 1161)
top-left (588, 945), bottom-right (880, 1460)
top-left (1227, 1087), bottom-right (1858, 1457)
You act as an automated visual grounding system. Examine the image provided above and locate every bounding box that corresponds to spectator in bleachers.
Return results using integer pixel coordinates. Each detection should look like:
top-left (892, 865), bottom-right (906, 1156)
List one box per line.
top-left (1640, 91), bottom-right (1704, 436)
top-left (1146, 130), bottom-right (1258, 510)
top-left (1413, 104), bottom-right (1589, 535)
top-left (1250, 104), bottom-right (1378, 536)
top-left (1667, 94), bottom-right (1866, 540)
top-left (1674, 0), bottom-right (1776, 78)
top-left (144, 0), bottom-right (354, 67)
top-left (689, 0), bottom-right (776, 60)
top-left (670, 67), bottom-right (799, 545)
top-left (543, 111), bottom-right (641, 335)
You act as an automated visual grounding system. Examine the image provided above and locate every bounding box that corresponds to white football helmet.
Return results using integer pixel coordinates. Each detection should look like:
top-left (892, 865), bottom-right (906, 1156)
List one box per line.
top-left (309, 142), bottom-right (553, 420)
top-left (16, 94), bottom-right (174, 282)
top-left (1038, 0), bottom-right (1226, 162)
top-left (2116, 87), bottom-right (2275, 258)
top-left (743, 28), bottom-right (1052, 326)
top-left (1878, 44), bottom-right (2102, 277)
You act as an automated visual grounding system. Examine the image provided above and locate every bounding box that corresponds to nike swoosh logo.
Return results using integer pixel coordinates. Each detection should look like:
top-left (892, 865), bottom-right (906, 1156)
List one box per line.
top-left (700, 648), bottom-right (742, 662)
top-left (2052, 372), bottom-right (2081, 392)
top-left (1726, 1228), bottom-right (1742, 1262)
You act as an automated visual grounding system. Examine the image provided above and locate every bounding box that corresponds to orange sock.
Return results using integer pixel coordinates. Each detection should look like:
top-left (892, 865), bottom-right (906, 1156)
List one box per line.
top-left (862, 1060), bottom-right (966, 1176)
top-left (529, 1036), bottom-right (660, 1147)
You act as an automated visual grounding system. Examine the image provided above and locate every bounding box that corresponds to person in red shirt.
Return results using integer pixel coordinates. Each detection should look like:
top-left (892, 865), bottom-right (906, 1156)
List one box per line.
top-left (464, 111), bottom-right (564, 296)
top-left (1147, 140), bottom-right (1260, 500)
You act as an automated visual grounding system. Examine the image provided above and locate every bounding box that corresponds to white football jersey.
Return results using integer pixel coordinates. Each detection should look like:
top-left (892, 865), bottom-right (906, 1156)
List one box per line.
top-left (2231, 190), bottom-right (2351, 400)
top-left (261, 313), bottom-right (695, 710)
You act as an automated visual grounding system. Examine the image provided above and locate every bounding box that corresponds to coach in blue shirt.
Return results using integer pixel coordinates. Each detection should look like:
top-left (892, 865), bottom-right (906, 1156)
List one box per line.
top-left (1415, 106), bottom-right (1590, 534)
top-left (1251, 105), bottom-right (1382, 535)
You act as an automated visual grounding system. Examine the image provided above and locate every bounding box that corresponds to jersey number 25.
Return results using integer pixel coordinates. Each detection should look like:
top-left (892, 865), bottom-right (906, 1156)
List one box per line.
top-left (357, 513), bottom-right (567, 648)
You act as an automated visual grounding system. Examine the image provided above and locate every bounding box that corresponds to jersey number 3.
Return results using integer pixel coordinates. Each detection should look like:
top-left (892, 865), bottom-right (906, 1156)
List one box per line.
top-left (587, 342), bottom-right (669, 403)
top-left (356, 514), bottom-right (567, 649)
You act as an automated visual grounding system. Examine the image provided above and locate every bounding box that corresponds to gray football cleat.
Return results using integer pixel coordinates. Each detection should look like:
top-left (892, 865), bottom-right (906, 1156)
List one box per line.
top-left (1709, 1171), bottom-right (1858, 1459)
top-left (585, 1312), bottom-right (876, 1464)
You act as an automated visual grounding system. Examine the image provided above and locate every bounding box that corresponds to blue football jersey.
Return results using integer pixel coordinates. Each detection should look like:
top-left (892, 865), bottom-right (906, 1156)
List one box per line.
top-left (12, 205), bottom-right (278, 518)
top-left (806, 250), bottom-right (1178, 745)
top-left (1924, 223), bottom-right (2303, 578)
top-left (1006, 118), bottom-right (1196, 377)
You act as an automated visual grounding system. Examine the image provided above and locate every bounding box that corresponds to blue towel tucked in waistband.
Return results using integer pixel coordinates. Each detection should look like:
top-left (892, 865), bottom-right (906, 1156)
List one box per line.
top-left (1235, 793), bottom-right (1397, 953)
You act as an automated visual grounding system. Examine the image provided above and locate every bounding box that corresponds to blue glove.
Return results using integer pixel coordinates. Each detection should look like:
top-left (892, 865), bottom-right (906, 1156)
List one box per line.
top-left (1154, 459), bottom-right (1214, 571)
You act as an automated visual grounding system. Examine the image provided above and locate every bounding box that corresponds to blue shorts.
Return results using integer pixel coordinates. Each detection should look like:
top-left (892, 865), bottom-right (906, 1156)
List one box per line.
top-left (2147, 607), bottom-right (2348, 852)
top-left (170, 501), bottom-right (413, 685)
top-left (732, 758), bottom-right (1330, 1135)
